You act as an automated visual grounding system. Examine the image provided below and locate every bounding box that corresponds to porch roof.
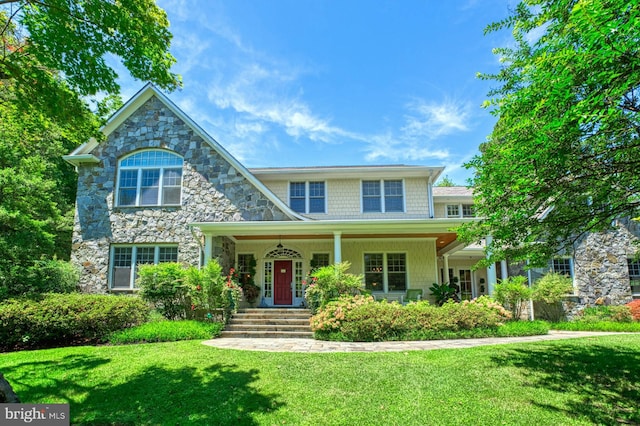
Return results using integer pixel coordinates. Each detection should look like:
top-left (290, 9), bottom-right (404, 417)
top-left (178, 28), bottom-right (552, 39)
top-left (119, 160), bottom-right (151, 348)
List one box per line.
top-left (190, 218), bottom-right (476, 254)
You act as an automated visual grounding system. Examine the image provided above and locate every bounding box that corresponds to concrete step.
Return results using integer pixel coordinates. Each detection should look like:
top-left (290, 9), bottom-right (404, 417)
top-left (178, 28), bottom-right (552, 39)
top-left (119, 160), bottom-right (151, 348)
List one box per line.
top-left (230, 318), bottom-right (310, 326)
top-left (225, 324), bottom-right (312, 332)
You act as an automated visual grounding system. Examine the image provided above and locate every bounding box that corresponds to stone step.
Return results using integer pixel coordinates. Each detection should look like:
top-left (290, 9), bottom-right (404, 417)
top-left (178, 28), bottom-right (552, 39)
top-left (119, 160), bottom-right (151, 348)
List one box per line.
top-left (225, 324), bottom-right (312, 332)
top-left (222, 308), bottom-right (313, 339)
top-left (230, 318), bottom-right (310, 326)
top-left (220, 330), bottom-right (314, 339)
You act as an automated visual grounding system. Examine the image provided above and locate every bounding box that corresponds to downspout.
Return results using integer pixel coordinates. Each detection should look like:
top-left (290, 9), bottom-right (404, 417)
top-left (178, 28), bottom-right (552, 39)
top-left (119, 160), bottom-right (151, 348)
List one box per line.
top-left (427, 176), bottom-right (434, 218)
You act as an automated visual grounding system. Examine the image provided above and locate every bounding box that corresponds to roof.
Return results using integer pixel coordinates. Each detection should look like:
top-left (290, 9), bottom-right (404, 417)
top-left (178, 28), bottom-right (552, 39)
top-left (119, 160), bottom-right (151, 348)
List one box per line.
top-left (250, 165), bottom-right (444, 180)
top-left (432, 186), bottom-right (474, 197)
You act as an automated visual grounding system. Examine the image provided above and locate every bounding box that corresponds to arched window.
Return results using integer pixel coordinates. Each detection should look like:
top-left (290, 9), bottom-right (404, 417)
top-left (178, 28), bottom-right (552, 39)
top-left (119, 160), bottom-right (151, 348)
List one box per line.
top-left (116, 150), bottom-right (183, 206)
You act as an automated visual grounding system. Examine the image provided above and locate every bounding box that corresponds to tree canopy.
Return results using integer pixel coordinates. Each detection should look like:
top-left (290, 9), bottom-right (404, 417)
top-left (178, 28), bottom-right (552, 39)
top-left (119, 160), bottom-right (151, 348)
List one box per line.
top-left (0, 1), bottom-right (179, 295)
top-left (459, 0), bottom-right (640, 267)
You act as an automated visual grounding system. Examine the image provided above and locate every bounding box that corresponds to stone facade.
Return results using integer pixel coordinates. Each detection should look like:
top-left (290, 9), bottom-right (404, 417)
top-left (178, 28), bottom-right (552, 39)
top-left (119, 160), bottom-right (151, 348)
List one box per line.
top-left (572, 218), bottom-right (639, 311)
top-left (72, 95), bottom-right (291, 293)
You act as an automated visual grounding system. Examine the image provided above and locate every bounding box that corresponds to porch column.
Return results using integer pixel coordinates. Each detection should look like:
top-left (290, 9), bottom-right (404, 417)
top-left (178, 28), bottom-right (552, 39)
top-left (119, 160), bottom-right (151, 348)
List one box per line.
top-left (333, 231), bottom-right (342, 263)
top-left (500, 260), bottom-right (508, 280)
top-left (203, 235), bottom-right (212, 266)
top-left (486, 235), bottom-right (497, 295)
top-left (442, 254), bottom-right (450, 284)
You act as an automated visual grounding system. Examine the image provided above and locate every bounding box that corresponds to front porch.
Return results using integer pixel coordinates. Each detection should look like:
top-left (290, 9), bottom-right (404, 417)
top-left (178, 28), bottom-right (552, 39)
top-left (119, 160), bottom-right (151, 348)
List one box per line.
top-left (192, 219), bottom-right (492, 307)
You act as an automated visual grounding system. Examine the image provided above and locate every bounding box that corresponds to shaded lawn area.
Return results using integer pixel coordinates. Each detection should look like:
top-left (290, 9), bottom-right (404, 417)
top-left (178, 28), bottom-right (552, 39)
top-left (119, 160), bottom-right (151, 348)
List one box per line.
top-left (1, 335), bottom-right (639, 425)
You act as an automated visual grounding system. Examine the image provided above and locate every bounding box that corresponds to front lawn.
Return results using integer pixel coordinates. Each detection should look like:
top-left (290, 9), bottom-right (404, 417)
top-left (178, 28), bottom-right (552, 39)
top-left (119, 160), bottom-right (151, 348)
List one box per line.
top-left (1, 335), bottom-right (639, 425)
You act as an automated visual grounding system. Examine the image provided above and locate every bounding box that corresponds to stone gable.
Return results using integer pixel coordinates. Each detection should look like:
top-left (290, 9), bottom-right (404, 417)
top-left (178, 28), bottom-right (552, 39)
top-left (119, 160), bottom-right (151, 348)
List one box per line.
top-left (72, 95), bottom-right (291, 292)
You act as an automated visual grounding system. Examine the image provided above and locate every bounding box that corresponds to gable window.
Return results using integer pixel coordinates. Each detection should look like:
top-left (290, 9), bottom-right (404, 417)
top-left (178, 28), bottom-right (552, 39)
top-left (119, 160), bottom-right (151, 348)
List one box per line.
top-left (110, 245), bottom-right (178, 289)
top-left (117, 150), bottom-right (183, 207)
top-left (289, 181), bottom-right (325, 213)
top-left (364, 252), bottom-right (406, 292)
top-left (446, 203), bottom-right (475, 218)
top-left (362, 180), bottom-right (404, 213)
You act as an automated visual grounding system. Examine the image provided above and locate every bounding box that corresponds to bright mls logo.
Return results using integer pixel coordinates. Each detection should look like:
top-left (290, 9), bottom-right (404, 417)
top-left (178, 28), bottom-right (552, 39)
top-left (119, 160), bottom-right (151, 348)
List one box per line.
top-left (2, 404), bottom-right (69, 425)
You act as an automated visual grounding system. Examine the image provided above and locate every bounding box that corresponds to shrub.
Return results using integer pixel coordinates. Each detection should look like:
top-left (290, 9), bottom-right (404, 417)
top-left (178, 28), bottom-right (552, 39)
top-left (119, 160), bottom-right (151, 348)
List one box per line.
top-left (310, 295), bottom-right (512, 342)
top-left (493, 276), bottom-right (532, 320)
top-left (0, 259), bottom-right (79, 301)
top-left (304, 262), bottom-right (364, 313)
top-left (627, 300), bottom-right (640, 321)
top-left (0, 293), bottom-right (149, 351)
top-left (429, 282), bottom-right (459, 306)
top-left (531, 272), bottom-right (574, 321)
top-left (138, 262), bottom-right (189, 320)
top-left (185, 261), bottom-right (225, 320)
top-left (108, 320), bottom-right (223, 344)
top-left (577, 305), bottom-right (633, 323)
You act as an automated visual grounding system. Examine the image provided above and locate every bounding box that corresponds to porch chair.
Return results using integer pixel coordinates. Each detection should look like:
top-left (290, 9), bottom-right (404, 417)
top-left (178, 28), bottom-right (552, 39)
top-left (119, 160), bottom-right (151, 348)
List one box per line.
top-left (402, 289), bottom-right (423, 305)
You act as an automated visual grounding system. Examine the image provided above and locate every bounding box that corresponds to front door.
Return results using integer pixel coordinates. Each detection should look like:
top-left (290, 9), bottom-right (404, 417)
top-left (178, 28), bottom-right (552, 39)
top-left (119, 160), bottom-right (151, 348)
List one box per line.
top-left (274, 260), bottom-right (293, 305)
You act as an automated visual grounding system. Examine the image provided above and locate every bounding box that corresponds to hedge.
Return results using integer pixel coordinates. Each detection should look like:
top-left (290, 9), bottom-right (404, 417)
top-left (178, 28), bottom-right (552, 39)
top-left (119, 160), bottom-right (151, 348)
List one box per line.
top-left (0, 293), bottom-right (150, 351)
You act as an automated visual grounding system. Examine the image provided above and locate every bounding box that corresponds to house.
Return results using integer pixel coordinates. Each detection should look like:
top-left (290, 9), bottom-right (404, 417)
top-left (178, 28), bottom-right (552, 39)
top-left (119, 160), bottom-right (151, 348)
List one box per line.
top-left (64, 84), bottom-right (638, 312)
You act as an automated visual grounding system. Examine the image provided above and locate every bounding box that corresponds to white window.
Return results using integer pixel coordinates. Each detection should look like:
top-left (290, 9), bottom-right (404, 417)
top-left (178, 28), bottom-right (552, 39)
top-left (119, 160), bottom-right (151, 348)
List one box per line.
top-left (310, 253), bottom-right (330, 272)
top-left (446, 203), bottom-right (475, 218)
top-left (551, 258), bottom-right (573, 277)
top-left (289, 181), bottom-right (326, 213)
top-left (110, 245), bottom-right (178, 289)
top-left (364, 253), bottom-right (407, 292)
top-left (362, 180), bottom-right (404, 213)
top-left (116, 150), bottom-right (183, 207)
top-left (627, 259), bottom-right (640, 297)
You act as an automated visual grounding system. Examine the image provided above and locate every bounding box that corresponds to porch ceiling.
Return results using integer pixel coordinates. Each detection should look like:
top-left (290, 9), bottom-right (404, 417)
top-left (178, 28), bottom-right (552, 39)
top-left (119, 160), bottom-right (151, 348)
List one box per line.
top-left (191, 219), bottom-right (472, 252)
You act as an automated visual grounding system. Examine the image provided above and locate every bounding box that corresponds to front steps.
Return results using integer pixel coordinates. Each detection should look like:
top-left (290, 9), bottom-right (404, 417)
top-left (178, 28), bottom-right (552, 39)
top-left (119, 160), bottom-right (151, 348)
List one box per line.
top-left (221, 308), bottom-right (313, 338)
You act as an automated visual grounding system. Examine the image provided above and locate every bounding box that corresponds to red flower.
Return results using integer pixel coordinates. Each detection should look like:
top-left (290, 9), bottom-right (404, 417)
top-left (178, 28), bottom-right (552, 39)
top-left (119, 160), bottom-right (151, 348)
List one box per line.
top-left (191, 304), bottom-right (196, 311)
top-left (196, 285), bottom-right (202, 291)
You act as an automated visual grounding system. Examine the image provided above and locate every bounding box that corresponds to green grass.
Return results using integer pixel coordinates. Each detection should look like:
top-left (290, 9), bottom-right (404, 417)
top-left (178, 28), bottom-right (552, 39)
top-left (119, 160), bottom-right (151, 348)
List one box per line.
top-left (551, 320), bottom-right (640, 332)
top-left (108, 320), bottom-right (223, 344)
top-left (2, 335), bottom-right (639, 425)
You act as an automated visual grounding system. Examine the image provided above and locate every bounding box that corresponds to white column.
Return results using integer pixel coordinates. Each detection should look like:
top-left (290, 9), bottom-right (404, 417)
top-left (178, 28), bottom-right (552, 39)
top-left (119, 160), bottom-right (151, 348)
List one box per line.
top-left (333, 231), bottom-right (342, 264)
top-left (486, 235), bottom-right (497, 295)
top-left (443, 254), bottom-right (450, 284)
top-left (500, 260), bottom-right (508, 280)
top-left (204, 235), bottom-right (212, 266)
top-left (427, 178), bottom-right (435, 218)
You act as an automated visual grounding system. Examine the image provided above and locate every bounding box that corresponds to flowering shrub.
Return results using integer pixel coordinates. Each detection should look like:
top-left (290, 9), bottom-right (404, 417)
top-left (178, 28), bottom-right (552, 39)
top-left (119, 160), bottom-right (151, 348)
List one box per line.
top-left (221, 268), bottom-right (243, 323)
top-left (304, 262), bottom-right (364, 313)
top-left (186, 261), bottom-right (225, 320)
top-left (138, 260), bottom-right (240, 322)
top-left (311, 295), bottom-right (511, 342)
top-left (627, 300), bottom-right (640, 321)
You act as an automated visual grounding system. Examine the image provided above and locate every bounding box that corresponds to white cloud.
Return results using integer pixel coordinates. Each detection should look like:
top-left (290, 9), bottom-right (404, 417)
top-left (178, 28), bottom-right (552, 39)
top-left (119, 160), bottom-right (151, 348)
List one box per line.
top-left (402, 98), bottom-right (470, 139)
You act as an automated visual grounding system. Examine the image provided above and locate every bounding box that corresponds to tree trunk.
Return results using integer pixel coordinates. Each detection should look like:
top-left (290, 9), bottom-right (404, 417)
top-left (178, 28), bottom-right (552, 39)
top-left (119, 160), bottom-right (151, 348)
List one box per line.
top-left (0, 372), bottom-right (20, 403)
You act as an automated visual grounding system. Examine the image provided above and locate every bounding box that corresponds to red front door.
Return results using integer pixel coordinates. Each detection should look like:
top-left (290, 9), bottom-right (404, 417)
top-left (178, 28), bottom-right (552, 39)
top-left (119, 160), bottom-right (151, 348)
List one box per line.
top-left (274, 260), bottom-right (293, 305)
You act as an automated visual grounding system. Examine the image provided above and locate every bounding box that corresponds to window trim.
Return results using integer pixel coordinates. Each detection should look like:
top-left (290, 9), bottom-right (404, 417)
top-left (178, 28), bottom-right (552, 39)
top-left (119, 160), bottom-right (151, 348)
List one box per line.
top-left (288, 181), bottom-right (326, 214)
top-left (361, 179), bottom-right (405, 213)
top-left (115, 150), bottom-right (184, 207)
top-left (109, 244), bottom-right (179, 290)
top-left (445, 203), bottom-right (475, 218)
top-left (364, 252), bottom-right (407, 293)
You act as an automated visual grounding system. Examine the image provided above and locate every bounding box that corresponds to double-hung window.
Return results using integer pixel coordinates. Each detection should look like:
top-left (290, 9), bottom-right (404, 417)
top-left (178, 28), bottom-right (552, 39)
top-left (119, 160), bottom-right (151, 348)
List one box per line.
top-left (289, 181), bottom-right (325, 213)
top-left (362, 180), bottom-right (404, 213)
top-left (364, 253), bottom-right (407, 292)
top-left (117, 150), bottom-right (183, 207)
top-left (446, 204), bottom-right (475, 218)
top-left (110, 245), bottom-right (178, 289)
top-left (628, 259), bottom-right (640, 297)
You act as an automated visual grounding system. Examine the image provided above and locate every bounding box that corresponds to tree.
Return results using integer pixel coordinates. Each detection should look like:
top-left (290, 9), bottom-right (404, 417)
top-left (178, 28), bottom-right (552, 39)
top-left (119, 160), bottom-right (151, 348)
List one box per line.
top-left (0, 1), bottom-right (179, 296)
top-left (459, 0), bottom-right (640, 267)
top-left (435, 175), bottom-right (458, 187)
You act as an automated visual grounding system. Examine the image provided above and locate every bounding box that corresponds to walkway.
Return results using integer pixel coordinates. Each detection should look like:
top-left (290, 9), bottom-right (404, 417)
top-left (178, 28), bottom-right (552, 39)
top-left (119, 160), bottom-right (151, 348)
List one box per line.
top-left (202, 330), bottom-right (626, 353)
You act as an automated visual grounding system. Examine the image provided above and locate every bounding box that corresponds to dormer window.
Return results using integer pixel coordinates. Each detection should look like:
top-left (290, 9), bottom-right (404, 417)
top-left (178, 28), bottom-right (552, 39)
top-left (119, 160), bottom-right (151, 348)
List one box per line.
top-left (116, 150), bottom-right (183, 207)
top-left (446, 203), bottom-right (475, 218)
top-left (289, 181), bottom-right (325, 213)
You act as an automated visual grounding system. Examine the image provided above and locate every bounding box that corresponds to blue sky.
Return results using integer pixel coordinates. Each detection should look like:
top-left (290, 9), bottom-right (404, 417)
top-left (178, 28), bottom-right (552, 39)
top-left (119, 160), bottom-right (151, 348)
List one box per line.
top-left (115, 0), bottom-right (516, 185)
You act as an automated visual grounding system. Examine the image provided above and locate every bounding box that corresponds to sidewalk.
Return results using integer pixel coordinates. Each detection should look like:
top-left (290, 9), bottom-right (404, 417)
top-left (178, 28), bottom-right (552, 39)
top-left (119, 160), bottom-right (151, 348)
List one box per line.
top-left (202, 330), bottom-right (628, 353)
